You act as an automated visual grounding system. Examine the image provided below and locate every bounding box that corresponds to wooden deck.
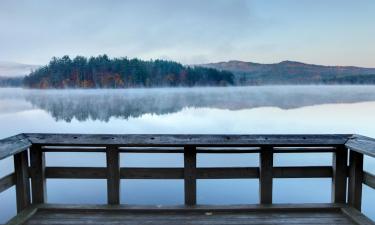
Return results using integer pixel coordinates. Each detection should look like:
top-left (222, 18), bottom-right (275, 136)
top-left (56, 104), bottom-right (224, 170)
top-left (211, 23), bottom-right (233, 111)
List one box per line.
top-left (1, 134), bottom-right (375, 225)
top-left (7, 204), bottom-right (374, 225)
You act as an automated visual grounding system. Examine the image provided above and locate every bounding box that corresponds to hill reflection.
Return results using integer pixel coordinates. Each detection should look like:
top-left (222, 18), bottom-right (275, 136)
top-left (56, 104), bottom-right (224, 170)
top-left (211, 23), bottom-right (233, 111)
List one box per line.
top-left (19, 86), bottom-right (375, 122)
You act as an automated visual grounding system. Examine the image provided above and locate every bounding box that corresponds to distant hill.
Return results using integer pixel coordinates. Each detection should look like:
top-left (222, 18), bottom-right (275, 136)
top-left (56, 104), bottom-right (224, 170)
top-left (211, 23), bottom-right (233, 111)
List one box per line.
top-left (0, 61), bottom-right (40, 87)
top-left (200, 60), bottom-right (375, 85)
top-left (0, 61), bottom-right (40, 77)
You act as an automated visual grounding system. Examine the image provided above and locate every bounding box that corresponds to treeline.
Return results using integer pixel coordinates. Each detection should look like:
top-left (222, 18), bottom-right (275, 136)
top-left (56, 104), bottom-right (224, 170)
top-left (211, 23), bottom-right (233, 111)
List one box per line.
top-left (322, 74), bottom-right (375, 84)
top-left (0, 77), bottom-right (23, 87)
top-left (23, 55), bottom-right (234, 88)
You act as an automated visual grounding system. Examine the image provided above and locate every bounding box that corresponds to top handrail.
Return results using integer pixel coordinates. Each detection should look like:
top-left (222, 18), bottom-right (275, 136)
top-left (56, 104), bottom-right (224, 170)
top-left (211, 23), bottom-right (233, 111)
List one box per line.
top-left (2, 133), bottom-right (375, 160)
top-left (24, 133), bottom-right (350, 146)
top-left (345, 134), bottom-right (375, 158)
top-left (0, 134), bottom-right (32, 160)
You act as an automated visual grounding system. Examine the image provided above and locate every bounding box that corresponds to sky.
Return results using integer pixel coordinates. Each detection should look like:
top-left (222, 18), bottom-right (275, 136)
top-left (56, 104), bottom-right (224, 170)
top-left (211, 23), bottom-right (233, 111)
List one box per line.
top-left (0, 0), bottom-right (374, 67)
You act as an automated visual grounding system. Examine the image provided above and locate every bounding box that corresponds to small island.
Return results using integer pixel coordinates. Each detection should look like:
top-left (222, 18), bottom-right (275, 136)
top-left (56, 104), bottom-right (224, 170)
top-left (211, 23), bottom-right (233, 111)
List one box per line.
top-left (23, 55), bottom-right (234, 89)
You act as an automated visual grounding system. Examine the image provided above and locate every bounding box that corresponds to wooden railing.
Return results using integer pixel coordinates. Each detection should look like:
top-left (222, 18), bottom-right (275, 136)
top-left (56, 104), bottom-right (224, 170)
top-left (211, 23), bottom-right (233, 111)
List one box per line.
top-left (0, 134), bottom-right (374, 214)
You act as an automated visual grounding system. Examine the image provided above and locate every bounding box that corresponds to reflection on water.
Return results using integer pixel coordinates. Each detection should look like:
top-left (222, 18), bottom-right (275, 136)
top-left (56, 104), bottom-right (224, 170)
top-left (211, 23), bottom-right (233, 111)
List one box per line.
top-left (1, 86), bottom-right (375, 122)
top-left (0, 86), bottom-right (375, 222)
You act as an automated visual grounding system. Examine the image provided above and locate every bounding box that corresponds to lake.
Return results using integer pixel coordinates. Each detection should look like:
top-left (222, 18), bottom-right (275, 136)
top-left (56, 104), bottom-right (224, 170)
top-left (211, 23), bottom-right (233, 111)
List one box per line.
top-left (0, 85), bottom-right (374, 222)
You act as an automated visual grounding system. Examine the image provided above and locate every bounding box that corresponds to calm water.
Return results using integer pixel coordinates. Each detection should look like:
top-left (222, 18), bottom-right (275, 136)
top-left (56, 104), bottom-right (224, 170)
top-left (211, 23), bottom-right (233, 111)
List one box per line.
top-left (0, 86), bottom-right (374, 222)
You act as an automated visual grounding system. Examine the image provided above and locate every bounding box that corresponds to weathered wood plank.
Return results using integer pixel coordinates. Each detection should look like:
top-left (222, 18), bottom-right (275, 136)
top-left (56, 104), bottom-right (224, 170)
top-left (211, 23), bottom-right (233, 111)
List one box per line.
top-left (184, 146), bottom-right (196, 205)
top-left (348, 150), bottom-right (363, 210)
top-left (42, 147), bottom-right (106, 153)
top-left (121, 168), bottom-right (184, 179)
top-left (260, 147), bottom-right (273, 204)
top-left (341, 207), bottom-right (375, 225)
top-left (106, 146), bottom-right (120, 205)
top-left (41, 146), bottom-right (339, 154)
top-left (30, 145), bottom-right (47, 204)
top-left (197, 167), bottom-right (259, 179)
top-left (35, 202), bottom-right (345, 212)
top-left (363, 171), bottom-right (375, 189)
top-left (14, 150), bottom-right (31, 213)
top-left (0, 134), bottom-right (32, 160)
top-left (46, 167), bottom-right (107, 179)
top-left (5, 205), bottom-right (38, 225)
top-left (332, 146), bottom-right (348, 204)
top-left (345, 134), bottom-right (375, 158)
top-left (24, 211), bottom-right (358, 225)
top-left (44, 166), bottom-right (335, 179)
top-left (25, 133), bottom-right (350, 147)
top-left (44, 167), bottom-right (333, 180)
top-left (273, 147), bottom-right (337, 153)
top-left (0, 173), bottom-right (15, 193)
top-left (273, 166), bottom-right (332, 178)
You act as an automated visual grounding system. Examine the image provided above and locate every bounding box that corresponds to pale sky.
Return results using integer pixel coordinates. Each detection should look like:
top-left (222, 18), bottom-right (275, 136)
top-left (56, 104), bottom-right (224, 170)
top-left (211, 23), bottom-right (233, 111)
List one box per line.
top-left (0, 0), bottom-right (374, 67)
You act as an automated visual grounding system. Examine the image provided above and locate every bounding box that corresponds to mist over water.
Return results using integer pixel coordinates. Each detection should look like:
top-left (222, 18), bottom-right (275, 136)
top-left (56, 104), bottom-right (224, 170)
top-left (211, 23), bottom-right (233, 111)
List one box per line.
top-left (0, 85), bottom-right (374, 222)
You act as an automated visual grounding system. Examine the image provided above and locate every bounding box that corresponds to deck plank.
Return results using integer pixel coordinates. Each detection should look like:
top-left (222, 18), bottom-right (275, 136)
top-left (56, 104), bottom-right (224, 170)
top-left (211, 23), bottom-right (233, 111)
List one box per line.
top-left (23, 210), bottom-right (357, 225)
top-left (19, 204), bottom-right (371, 225)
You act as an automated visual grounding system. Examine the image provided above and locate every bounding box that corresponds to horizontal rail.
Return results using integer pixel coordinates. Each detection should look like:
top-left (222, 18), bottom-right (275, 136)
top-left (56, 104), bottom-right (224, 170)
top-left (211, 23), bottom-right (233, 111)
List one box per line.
top-left (0, 134), bottom-right (31, 160)
top-left (363, 171), bottom-right (375, 189)
top-left (25, 133), bottom-right (350, 147)
top-left (44, 166), bottom-right (333, 179)
top-left (0, 173), bottom-right (15, 193)
top-left (345, 135), bottom-right (375, 158)
top-left (41, 146), bottom-right (337, 154)
top-left (273, 166), bottom-right (332, 178)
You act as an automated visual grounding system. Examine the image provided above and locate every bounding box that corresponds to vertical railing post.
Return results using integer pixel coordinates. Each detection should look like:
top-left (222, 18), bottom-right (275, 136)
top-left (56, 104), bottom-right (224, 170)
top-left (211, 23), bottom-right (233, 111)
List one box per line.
top-left (106, 146), bottom-right (120, 205)
top-left (331, 145), bottom-right (348, 204)
top-left (184, 146), bottom-right (196, 206)
top-left (30, 144), bottom-right (47, 204)
top-left (348, 150), bottom-right (363, 210)
top-left (14, 150), bottom-right (31, 212)
top-left (259, 146), bottom-right (273, 204)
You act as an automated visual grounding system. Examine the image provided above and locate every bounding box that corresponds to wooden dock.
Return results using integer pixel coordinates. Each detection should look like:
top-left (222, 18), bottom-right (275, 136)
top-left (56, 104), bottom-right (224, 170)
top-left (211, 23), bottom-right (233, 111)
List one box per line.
top-left (0, 134), bottom-right (374, 225)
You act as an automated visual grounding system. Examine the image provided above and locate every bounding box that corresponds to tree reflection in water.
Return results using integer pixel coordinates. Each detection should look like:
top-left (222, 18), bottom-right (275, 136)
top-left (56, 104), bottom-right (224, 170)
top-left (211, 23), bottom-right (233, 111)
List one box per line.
top-left (12, 86), bottom-right (375, 122)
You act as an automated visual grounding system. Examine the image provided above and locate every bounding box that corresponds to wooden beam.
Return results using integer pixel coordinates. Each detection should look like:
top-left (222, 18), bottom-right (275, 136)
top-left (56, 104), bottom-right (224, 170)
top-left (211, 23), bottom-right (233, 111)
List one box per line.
top-left (0, 173), bottom-right (15, 193)
top-left (259, 147), bottom-right (273, 204)
top-left (341, 207), bottom-right (375, 225)
top-left (5, 205), bottom-right (38, 225)
top-left (363, 171), bottom-right (375, 189)
top-left (273, 166), bottom-right (332, 178)
top-left (30, 145), bottom-right (47, 204)
top-left (345, 134), bottom-right (375, 158)
top-left (197, 167), bottom-right (259, 179)
top-left (0, 134), bottom-right (32, 160)
top-left (25, 133), bottom-right (350, 147)
top-left (46, 167), bottom-right (107, 179)
top-left (14, 150), bottom-right (31, 212)
top-left (348, 150), bottom-right (363, 210)
top-left (106, 146), bottom-right (120, 205)
top-left (44, 166), bottom-right (334, 179)
top-left (121, 168), bottom-right (184, 179)
top-left (37, 202), bottom-right (345, 212)
top-left (184, 146), bottom-right (196, 205)
top-left (332, 146), bottom-right (348, 204)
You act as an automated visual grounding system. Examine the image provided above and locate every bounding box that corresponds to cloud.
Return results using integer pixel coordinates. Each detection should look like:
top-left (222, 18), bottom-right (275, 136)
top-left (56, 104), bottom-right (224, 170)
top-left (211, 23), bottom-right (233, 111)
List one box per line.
top-left (0, 0), bottom-right (374, 67)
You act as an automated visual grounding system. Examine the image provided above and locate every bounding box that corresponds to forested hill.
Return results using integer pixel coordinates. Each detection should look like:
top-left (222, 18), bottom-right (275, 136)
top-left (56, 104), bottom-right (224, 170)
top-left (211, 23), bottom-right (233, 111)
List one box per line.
top-left (24, 55), bottom-right (234, 88)
top-left (201, 60), bottom-right (375, 85)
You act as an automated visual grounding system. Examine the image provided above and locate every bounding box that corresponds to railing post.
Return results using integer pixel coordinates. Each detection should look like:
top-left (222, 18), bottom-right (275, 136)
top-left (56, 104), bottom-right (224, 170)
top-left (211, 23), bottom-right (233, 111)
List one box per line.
top-left (331, 145), bottom-right (348, 204)
top-left (30, 144), bottom-right (47, 204)
top-left (259, 146), bottom-right (273, 204)
top-left (348, 150), bottom-right (363, 210)
top-left (106, 146), bottom-right (120, 205)
top-left (184, 146), bottom-right (196, 205)
top-left (14, 150), bottom-right (31, 212)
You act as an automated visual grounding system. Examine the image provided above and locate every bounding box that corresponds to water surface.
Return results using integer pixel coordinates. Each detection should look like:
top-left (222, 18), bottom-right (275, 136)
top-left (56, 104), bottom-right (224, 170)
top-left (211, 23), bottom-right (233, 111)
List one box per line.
top-left (0, 86), bottom-right (374, 222)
